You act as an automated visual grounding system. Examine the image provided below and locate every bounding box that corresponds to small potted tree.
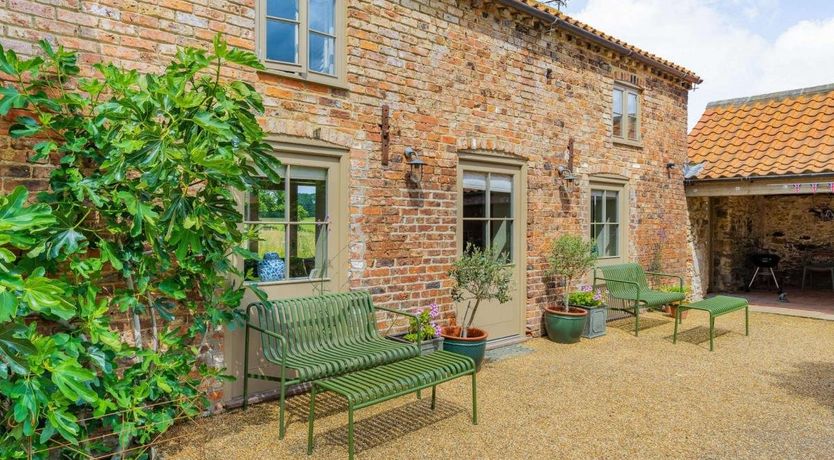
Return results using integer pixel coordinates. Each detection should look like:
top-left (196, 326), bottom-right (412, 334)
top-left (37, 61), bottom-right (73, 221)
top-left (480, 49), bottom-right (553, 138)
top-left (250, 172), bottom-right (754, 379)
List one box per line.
top-left (442, 244), bottom-right (512, 370)
top-left (545, 235), bottom-right (598, 343)
top-left (388, 303), bottom-right (444, 355)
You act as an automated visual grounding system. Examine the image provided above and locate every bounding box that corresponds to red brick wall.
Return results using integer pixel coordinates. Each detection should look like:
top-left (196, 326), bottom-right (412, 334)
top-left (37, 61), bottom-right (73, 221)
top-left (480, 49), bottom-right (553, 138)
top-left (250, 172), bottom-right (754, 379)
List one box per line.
top-left (0, 0), bottom-right (696, 348)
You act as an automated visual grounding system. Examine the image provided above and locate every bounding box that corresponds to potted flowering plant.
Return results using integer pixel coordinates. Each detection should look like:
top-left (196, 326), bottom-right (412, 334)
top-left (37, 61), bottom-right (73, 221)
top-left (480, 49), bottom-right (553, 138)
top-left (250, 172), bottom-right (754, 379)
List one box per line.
top-left (389, 303), bottom-right (444, 355)
top-left (660, 284), bottom-right (691, 320)
top-left (569, 286), bottom-right (607, 338)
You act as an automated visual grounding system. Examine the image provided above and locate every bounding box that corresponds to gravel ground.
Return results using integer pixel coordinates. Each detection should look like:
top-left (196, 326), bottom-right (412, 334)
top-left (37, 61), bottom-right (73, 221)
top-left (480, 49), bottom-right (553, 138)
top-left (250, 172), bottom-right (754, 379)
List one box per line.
top-left (161, 311), bottom-right (834, 459)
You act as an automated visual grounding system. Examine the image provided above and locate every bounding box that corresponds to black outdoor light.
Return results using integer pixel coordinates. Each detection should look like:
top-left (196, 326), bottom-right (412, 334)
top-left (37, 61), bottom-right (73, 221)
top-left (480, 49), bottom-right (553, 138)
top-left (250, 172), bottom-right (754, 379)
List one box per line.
top-left (557, 165), bottom-right (576, 182)
top-left (404, 147), bottom-right (424, 186)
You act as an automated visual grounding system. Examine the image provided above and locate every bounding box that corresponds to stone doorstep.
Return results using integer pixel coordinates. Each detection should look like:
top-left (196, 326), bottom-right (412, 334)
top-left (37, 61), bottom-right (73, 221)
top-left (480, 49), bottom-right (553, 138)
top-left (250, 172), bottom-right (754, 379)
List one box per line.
top-left (749, 305), bottom-right (834, 321)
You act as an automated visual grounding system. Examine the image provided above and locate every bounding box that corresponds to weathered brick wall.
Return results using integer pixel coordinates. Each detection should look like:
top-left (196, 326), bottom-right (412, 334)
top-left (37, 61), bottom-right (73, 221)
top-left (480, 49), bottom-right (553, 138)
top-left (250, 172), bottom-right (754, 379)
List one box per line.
top-left (700, 194), bottom-right (834, 291)
top-left (0, 0), bottom-right (696, 399)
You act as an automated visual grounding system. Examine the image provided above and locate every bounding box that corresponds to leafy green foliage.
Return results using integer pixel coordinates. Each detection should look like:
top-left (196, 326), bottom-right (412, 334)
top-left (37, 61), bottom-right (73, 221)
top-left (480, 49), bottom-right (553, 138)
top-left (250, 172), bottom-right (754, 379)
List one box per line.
top-left (402, 303), bottom-right (441, 343)
top-left (546, 235), bottom-right (598, 311)
top-left (567, 287), bottom-right (604, 308)
top-left (0, 36), bottom-right (275, 458)
top-left (449, 244), bottom-right (512, 338)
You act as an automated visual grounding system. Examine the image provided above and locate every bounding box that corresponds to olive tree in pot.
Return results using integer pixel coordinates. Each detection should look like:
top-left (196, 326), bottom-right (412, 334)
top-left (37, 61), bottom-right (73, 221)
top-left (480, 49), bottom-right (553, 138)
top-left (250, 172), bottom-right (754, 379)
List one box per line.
top-left (545, 235), bottom-right (598, 343)
top-left (442, 244), bottom-right (512, 370)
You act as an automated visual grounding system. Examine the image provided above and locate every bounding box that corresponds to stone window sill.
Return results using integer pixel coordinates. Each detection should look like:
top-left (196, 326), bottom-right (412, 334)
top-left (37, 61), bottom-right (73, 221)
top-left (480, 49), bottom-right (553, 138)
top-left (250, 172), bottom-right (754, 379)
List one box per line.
top-left (613, 137), bottom-right (644, 148)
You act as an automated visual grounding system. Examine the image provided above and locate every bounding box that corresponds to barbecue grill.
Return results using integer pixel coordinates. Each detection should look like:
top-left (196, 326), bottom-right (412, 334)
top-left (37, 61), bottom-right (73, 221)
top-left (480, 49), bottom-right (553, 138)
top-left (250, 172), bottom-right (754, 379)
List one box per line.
top-left (747, 253), bottom-right (782, 292)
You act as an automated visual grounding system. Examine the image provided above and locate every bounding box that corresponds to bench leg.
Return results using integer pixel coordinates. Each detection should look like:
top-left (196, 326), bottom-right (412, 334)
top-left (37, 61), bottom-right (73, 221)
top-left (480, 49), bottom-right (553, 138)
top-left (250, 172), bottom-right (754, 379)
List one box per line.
top-left (243, 325), bottom-right (250, 410)
top-left (745, 306), bottom-right (749, 336)
top-left (709, 316), bottom-right (715, 351)
top-left (634, 304), bottom-right (640, 337)
top-left (471, 371), bottom-right (478, 425)
top-left (417, 389), bottom-right (421, 400)
top-left (307, 385), bottom-right (316, 455)
top-left (279, 376), bottom-right (287, 440)
top-left (673, 306), bottom-right (680, 344)
top-left (348, 405), bottom-right (355, 460)
top-left (430, 385), bottom-right (436, 410)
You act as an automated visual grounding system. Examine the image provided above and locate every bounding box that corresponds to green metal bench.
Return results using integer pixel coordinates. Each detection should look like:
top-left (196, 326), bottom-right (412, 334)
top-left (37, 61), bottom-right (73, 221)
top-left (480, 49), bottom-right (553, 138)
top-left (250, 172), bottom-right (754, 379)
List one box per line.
top-left (243, 291), bottom-right (421, 439)
top-left (306, 350), bottom-right (477, 459)
top-left (673, 295), bottom-right (749, 351)
top-left (593, 263), bottom-right (685, 336)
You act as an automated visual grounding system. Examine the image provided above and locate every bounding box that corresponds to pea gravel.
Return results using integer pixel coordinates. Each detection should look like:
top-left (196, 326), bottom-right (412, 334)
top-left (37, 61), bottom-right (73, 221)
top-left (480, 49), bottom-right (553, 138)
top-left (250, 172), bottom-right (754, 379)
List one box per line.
top-left (161, 311), bottom-right (834, 459)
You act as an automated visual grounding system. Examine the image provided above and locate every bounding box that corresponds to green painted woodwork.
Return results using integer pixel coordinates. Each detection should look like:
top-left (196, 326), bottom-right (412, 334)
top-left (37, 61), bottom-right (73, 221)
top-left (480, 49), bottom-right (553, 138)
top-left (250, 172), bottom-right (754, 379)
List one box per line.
top-left (673, 295), bottom-right (749, 351)
top-left (243, 291), bottom-right (420, 439)
top-left (593, 263), bottom-right (685, 336)
top-left (306, 351), bottom-right (477, 459)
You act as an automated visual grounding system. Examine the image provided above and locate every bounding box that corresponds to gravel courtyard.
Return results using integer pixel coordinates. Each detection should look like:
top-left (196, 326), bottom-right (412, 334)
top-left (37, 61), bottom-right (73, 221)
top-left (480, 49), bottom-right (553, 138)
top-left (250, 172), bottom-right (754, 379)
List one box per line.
top-left (162, 311), bottom-right (834, 459)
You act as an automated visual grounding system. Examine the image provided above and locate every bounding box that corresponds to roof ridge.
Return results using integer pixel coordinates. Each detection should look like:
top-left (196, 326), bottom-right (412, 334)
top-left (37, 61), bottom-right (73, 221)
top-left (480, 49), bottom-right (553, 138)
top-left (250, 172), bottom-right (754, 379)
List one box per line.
top-left (706, 83), bottom-right (834, 108)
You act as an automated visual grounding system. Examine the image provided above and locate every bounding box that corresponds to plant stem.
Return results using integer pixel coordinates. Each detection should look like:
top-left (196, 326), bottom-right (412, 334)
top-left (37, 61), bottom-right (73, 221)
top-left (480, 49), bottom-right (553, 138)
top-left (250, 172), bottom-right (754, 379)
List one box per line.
top-left (463, 298), bottom-right (482, 338)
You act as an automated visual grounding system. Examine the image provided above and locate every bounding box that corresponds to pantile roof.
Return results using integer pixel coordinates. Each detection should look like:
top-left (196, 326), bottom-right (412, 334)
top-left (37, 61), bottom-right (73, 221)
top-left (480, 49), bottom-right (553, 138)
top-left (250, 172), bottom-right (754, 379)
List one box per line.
top-left (687, 83), bottom-right (834, 180)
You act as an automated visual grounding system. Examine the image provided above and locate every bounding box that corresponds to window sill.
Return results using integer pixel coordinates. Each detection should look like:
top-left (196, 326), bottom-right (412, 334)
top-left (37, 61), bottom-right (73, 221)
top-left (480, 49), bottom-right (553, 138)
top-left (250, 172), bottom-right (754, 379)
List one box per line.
top-left (256, 67), bottom-right (349, 91)
top-left (612, 137), bottom-right (643, 148)
top-left (245, 277), bottom-right (331, 287)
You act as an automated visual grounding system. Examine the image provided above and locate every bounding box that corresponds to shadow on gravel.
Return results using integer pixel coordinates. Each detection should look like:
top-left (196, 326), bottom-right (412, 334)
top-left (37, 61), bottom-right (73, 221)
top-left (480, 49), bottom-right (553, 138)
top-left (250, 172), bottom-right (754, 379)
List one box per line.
top-left (771, 361), bottom-right (834, 413)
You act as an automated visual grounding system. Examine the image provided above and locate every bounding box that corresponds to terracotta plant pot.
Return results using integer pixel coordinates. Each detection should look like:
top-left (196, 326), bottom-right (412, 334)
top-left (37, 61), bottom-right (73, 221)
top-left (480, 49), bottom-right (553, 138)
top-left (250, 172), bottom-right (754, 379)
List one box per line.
top-left (543, 306), bottom-right (588, 344)
top-left (441, 326), bottom-right (488, 371)
top-left (667, 303), bottom-right (688, 320)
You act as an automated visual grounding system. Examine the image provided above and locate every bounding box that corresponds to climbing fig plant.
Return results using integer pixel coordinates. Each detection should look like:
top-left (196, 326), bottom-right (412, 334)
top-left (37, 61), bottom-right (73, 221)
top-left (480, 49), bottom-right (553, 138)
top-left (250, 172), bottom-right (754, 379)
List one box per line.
top-left (0, 36), bottom-right (280, 458)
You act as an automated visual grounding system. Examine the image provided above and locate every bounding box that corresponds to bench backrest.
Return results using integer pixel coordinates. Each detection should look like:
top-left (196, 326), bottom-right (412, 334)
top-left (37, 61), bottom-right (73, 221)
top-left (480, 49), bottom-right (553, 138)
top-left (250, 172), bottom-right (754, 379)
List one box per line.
top-left (597, 263), bottom-right (649, 299)
top-left (248, 291), bottom-right (379, 360)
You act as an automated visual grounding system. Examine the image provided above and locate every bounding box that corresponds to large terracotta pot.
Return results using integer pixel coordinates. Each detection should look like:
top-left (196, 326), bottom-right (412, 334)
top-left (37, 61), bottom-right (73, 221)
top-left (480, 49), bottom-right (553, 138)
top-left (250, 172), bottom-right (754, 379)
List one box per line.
top-left (543, 307), bottom-right (588, 344)
top-left (441, 326), bottom-right (488, 371)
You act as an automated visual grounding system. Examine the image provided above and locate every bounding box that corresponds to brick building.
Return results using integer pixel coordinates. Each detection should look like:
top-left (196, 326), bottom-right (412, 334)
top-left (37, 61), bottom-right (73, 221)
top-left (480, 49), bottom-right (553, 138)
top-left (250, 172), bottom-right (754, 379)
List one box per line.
top-left (0, 0), bottom-right (701, 403)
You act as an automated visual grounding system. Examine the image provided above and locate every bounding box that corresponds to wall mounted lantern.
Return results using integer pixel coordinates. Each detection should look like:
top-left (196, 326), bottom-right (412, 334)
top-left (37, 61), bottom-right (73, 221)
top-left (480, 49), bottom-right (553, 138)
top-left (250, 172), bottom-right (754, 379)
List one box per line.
top-left (557, 165), bottom-right (576, 182)
top-left (404, 147), bottom-right (424, 186)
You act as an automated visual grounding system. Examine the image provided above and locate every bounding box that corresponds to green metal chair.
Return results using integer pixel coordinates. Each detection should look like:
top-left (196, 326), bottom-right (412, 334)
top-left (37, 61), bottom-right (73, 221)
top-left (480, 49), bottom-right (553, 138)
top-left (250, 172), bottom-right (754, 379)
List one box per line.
top-left (243, 291), bottom-right (420, 439)
top-left (593, 263), bottom-right (685, 336)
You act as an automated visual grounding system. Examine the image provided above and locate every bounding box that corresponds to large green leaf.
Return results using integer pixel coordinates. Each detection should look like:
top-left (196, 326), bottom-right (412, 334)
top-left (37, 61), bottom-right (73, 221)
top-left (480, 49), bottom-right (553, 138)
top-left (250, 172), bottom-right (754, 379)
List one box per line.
top-left (0, 85), bottom-right (27, 115)
top-left (0, 322), bottom-right (34, 375)
top-left (52, 360), bottom-right (97, 403)
top-left (47, 228), bottom-right (86, 259)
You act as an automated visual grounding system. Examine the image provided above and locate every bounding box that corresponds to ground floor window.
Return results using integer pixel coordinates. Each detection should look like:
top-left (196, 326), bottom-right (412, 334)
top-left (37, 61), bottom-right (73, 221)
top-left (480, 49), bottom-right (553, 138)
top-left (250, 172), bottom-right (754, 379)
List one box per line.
top-left (462, 171), bottom-right (514, 261)
top-left (244, 164), bottom-right (329, 282)
top-left (591, 188), bottom-right (622, 258)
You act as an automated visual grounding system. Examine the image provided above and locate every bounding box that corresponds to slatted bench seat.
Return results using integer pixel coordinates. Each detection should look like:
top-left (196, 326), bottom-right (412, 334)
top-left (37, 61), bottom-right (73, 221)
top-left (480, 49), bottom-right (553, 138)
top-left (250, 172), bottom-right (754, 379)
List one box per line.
top-left (306, 351), bottom-right (477, 459)
top-left (673, 295), bottom-right (749, 351)
top-left (243, 291), bottom-right (421, 439)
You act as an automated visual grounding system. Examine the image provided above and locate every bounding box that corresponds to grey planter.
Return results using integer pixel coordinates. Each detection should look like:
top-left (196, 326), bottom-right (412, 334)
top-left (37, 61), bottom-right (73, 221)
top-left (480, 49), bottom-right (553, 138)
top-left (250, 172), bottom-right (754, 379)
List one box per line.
top-left (577, 306), bottom-right (607, 338)
top-left (387, 334), bottom-right (444, 355)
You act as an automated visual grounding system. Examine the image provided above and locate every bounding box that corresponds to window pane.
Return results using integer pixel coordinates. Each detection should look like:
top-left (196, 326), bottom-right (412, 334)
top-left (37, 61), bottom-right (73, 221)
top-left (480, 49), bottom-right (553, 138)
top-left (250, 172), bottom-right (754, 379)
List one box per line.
top-left (267, 0), bottom-right (298, 20)
top-left (463, 220), bottom-right (486, 252)
top-left (612, 89), bottom-right (623, 137)
top-left (606, 224), bottom-right (619, 256)
top-left (592, 224), bottom-right (605, 255)
top-left (289, 166), bottom-right (327, 222)
top-left (246, 175), bottom-right (286, 221)
top-left (605, 191), bottom-right (618, 223)
top-left (628, 115), bottom-right (638, 140)
top-left (309, 0), bottom-right (335, 34)
top-left (490, 220), bottom-right (512, 262)
top-left (288, 223), bottom-right (327, 279)
top-left (245, 224), bottom-right (287, 281)
top-left (490, 174), bottom-right (512, 218)
top-left (463, 172), bottom-right (486, 218)
top-left (309, 32), bottom-right (336, 75)
top-left (266, 19), bottom-right (298, 63)
top-left (591, 190), bottom-right (604, 223)
top-left (627, 92), bottom-right (638, 116)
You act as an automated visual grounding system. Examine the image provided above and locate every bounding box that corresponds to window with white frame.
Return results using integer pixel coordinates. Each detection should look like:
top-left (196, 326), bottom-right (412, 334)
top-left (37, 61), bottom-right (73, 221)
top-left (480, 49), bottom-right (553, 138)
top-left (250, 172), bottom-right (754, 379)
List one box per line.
top-left (258, 0), bottom-right (345, 85)
top-left (612, 84), bottom-right (640, 143)
top-left (244, 165), bottom-right (329, 282)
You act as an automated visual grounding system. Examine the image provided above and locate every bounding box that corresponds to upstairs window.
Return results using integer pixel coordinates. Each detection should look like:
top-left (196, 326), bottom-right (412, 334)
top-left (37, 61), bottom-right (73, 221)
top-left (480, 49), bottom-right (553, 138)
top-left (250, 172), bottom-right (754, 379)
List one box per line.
top-left (258, 0), bottom-right (345, 86)
top-left (612, 84), bottom-right (641, 144)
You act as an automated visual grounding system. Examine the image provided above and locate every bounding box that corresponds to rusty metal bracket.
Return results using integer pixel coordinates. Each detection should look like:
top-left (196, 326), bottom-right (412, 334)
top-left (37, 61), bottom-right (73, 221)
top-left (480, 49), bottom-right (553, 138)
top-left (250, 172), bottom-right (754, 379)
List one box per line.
top-left (380, 104), bottom-right (390, 166)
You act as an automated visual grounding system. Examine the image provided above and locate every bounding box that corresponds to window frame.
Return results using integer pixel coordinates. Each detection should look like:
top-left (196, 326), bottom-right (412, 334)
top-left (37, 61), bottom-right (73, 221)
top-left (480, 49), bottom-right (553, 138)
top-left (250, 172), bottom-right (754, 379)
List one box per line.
top-left (612, 82), bottom-right (642, 147)
top-left (239, 139), bottom-right (347, 288)
top-left (461, 171), bottom-right (516, 263)
top-left (590, 189), bottom-right (621, 259)
top-left (255, 0), bottom-right (348, 88)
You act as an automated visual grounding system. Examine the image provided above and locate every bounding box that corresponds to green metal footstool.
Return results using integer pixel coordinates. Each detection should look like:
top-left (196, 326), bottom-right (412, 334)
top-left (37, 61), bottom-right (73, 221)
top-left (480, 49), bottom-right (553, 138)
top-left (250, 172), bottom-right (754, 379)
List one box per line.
top-left (307, 351), bottom-right (477, 459)
top-left (673, 295), bottom-right (749, 351)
